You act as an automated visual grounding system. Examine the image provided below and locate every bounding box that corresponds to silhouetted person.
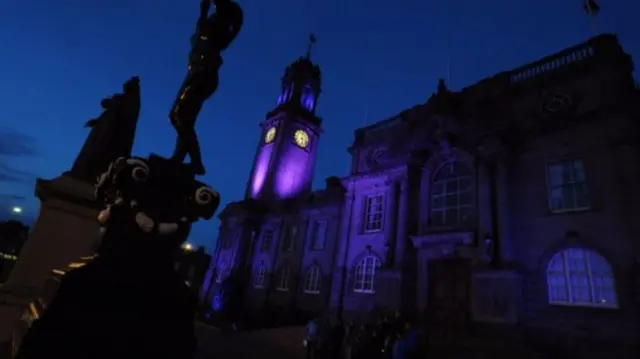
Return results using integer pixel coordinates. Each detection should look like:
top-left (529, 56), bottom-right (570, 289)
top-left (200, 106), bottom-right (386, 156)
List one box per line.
top-left (170, 0), bottom-right (243, 175)
top-left (14, 232), bottom-right (197, 359)
top-left (15, 155), bottom-right (221, 359)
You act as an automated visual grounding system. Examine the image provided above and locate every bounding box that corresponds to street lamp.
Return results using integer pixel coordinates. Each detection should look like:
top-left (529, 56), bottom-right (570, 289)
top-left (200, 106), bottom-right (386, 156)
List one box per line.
top-left (11, 206), bottom-right (22, 214)
top-left (182, 243), bottom-right (193, 251)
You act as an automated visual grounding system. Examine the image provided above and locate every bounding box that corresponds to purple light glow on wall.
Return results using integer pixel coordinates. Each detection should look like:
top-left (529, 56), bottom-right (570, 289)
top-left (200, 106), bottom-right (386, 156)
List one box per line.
top-left (275, 146), bottom-right (311, 198)
top-left (302, 87), bottom-right (315, 111)
top-left (251, 144), bottom-right (274, 197)
top-left (277, 85), bottom-right (294, 105)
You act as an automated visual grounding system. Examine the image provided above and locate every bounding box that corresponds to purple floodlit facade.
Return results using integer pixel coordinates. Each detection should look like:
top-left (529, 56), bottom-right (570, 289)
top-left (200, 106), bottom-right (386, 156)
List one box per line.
top-left (204, 34), bottom-right (640, 351)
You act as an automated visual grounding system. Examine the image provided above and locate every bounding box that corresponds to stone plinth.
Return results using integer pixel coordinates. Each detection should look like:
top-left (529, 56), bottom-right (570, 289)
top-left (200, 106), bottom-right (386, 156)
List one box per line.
top-left (0, 174), bottom-right (99, 348)
top-left (471, 269), bottom-right (522, 324)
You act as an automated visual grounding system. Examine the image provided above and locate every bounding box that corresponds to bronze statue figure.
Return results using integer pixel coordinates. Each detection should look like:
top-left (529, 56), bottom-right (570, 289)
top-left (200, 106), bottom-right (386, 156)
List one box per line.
top-left (69, 76), bottom-right (141, 183)
top-left (170, 0), bottom-right (244, 175)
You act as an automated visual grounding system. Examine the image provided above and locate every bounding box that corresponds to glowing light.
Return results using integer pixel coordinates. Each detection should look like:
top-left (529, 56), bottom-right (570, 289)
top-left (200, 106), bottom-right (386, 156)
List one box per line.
top-left (11, 206), bottom-right (22, 214)
top-left (183, 243), bottom-right (193, 251)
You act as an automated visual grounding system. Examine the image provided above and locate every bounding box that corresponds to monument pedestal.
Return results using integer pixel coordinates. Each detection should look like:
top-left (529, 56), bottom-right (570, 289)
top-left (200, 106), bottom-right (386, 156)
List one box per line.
top-left (0, 174), bottom-right (99, 353)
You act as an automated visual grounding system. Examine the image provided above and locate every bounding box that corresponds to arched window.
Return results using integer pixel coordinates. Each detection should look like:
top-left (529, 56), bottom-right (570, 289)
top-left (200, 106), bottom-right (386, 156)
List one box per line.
top-left (353, 255), bottom-right (380, 294)
top-left (254, 263), bottom-right (267, 289)
top-left (276, 266), bottom-right (291, 291)
top-left (546, 248), bottom-right (617, 308)
top-left (215, 262), bottom-right (229, 283)
top-left (430, 161), bottom-right (473, 227)
top-left (304, 265), bottom-right (321, 294)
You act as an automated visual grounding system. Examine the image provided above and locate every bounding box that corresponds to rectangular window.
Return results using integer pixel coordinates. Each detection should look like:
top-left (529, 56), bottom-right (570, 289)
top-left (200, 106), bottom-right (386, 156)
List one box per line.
top-left (311, 220), bottom-right (328, 250)
top-left (261, 229), bottom-right (274, 252)
top-left (547, 159), bottom-right (590, 212)
top-left (281, 226), bottom-right (296, 252)
top-left (363, 195), bottom-right (384, 233)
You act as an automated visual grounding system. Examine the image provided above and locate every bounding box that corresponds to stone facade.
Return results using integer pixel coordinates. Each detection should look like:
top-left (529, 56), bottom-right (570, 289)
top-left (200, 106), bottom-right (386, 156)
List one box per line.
top-left (204, 34), bottom-right (639, 344)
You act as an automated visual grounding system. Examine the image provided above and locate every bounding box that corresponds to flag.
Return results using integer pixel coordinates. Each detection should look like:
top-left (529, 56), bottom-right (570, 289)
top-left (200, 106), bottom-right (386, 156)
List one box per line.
top-left (583, 0), bottom-right (600, 16)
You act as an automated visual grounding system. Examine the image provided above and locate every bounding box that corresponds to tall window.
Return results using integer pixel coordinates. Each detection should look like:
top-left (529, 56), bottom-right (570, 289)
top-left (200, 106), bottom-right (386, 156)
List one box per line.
top-left (261, 229), bottom-right (274, 252)
top-left (363, 195), bottom-right (384, 233)
top-left (353, 255), bottom-right (380, 294)
top-left (304, 265), bottom-right (321, 294)
top-left (546, 248), bottom-right (617, 308)
top-left (281, 226), bottom-right (296, 252)
top-left (276, 266), bottom-right (291, 291)
top-left (311, 220), bottom-right (328, 250)
top-left (430, 161), bottom-right (473, 227)
top-left (215, 261), bottom-right (229, 283)
top-left (547, 159), bottom-right (590, 212)
top-left (254, 263), bottom-right (267, 289)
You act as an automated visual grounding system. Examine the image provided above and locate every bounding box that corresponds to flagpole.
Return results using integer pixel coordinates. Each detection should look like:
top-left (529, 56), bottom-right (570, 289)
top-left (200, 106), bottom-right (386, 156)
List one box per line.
top-left (584, 0), bottom-right (598, 37)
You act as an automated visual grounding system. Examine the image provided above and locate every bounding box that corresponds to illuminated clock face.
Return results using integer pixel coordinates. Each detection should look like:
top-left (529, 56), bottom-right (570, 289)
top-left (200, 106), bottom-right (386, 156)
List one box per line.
top-left (265, 127), bottom-right (276, 144)
top-left (294, 130), bottom-right (309, 148)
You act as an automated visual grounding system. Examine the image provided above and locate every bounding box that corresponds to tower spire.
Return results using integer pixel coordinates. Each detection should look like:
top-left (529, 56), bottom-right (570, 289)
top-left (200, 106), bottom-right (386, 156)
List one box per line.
top-left (306, 33), bottom-right (317, 60)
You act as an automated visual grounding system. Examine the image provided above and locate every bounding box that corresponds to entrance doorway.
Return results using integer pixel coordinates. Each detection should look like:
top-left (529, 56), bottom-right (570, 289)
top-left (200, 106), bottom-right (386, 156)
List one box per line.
top-left (427, 258), bottom-right (471, 325)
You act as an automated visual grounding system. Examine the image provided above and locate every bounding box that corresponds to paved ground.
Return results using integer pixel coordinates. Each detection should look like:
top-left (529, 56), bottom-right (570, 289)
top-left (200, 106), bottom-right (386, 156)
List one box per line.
top-left (195, 323), bottom-right (306, 359)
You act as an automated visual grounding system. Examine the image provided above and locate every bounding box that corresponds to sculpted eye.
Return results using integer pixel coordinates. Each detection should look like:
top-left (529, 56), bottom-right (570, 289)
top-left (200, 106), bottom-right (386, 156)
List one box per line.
top-left (126, 158), bottom-right (150, 182)
top-left (194, 186), bottom-right (219, 205)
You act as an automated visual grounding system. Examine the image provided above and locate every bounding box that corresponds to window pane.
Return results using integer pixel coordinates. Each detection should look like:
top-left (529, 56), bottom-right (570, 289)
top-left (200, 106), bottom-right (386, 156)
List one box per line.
top-left (445, 194), bottom-right (457, 207)
top-left (444, 209), bottom-right (458, 226)
top-left (445, 180), bottom-right (458, 193)
top-left (432, 195), bottom-right (444, 209)
top-left (562, 164), bottom-right (573, 183)
top-left (571, 160), bottom-right (585, 181)
top-left (575, 183), bottom-right (590, 208)
top-left (431, 210), bottom-right (444, 226)
top-left (459, 206), bottom-right (472, 224)
top-left (548, 164), bottom-right (563, 186)
top-left (459, 178), bottom-right (472, 191)
top-left (549, 187), bottom-right (563, 210)
top-left (459, 192), bottom-right (472, 206)
top-left (430, 161), bottom-right (472, 228)
top-left (562, 187), bottom-right (576, 209)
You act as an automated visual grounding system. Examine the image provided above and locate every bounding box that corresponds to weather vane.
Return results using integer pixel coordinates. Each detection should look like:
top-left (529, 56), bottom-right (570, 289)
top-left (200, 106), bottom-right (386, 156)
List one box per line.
top-left (306, 33), bottom-right (317, 60)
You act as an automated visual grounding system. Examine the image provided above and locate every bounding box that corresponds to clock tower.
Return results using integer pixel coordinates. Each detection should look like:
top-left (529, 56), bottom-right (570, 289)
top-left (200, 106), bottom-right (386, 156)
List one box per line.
top-left (246, 36), bottom-right (322, 201)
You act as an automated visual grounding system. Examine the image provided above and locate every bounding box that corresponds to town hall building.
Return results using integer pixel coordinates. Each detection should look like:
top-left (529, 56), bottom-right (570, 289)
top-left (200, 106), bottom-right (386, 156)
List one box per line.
top-left (203, 34), bottom-right (639, 344)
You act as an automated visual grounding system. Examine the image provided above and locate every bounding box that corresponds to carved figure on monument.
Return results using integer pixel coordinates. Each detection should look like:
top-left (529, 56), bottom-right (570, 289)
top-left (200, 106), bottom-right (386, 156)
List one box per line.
top-left (13, 155), bottom-right (221, 358)
top-left (169, 0), bottom-right (244, 175)
top-left (69, 77), bottom-right (141, 183)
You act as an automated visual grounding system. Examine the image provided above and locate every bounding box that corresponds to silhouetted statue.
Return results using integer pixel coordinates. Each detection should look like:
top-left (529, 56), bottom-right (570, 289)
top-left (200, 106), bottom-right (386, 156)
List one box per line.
top-left (170, 0), bottom-right (243, 175)
top-left (14, 155), bottom-right (221, 359)
top-left (69, 77), bottom-right (141, 183)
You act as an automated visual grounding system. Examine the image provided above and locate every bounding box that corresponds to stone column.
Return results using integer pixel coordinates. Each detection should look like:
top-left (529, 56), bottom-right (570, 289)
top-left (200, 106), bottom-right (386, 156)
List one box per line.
top-left (384, 181), bottom-right (398, 266)
top-left (418, 168), bottom-right (431, 233)
top-left (330, 190), bottom-right (355, 309)
top-left (394, 177), bottom-right (409, 266)
top-left (414, 248), bottom-right (437, 313)
top-left (476, 162), bottom-right (493, 261)
top-left (495, 162), bottom-right (512, 262)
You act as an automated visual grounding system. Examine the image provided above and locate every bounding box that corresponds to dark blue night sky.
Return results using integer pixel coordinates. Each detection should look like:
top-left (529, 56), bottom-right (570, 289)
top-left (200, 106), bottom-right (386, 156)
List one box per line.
top-left (1, 0), bottom-right (638, 251)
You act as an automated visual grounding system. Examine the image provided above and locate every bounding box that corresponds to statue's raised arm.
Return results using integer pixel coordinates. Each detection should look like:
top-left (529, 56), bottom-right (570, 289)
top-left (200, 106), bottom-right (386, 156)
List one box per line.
top-left (209, 0), bottom-right (244, 51)
top-left (196, 0), bottom-right (212, 35)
